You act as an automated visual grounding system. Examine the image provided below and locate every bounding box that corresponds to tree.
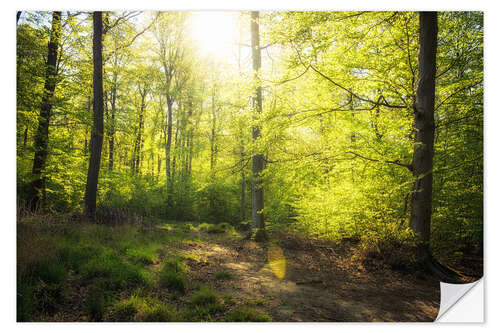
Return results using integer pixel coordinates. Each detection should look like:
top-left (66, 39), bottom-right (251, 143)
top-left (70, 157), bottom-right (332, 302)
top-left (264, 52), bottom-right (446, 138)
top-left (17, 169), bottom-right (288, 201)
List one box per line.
top-left (84, 11), bottom-right (104, 216)
top-left (409, 12), bottom-right (463, 282)
top-left (409, 12), bottom-right (437, 253)
top-left (153, 13), bottom-right (189, 191)
top-left (250, 11), bottom-right (266, 241)
top-left (27, 11), bottom-right (61, 210)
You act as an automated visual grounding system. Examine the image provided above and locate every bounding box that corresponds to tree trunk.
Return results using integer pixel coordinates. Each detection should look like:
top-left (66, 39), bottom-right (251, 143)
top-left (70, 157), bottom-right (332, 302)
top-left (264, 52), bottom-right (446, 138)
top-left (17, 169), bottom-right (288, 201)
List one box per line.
top-left (133, 88), bottom-right (146, 174)
top-left (250, 11), bottom-right (266, 241)
top-left (210, 85), bottom-right (217, 174)
top-left (240, 140), bottom-right (246, 221)
top-left (27, 11), bottom-right (61, 210)
top-left (172, 100), bottom-right (181, 180)
top-left (165, 97), bottom-right (173, 189)
top-left (410, 12), bottom-right (437, 249)
top-left (108, 72), bottom-right (117, 171)
top-left (84, 11), bottom-right (104, 216)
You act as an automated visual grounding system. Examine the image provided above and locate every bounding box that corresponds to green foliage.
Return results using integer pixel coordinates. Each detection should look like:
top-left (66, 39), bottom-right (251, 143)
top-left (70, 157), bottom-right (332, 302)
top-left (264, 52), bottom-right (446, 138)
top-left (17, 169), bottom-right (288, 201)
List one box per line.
top-left (196, 181), bottom-right (240, 223)
top-left (358, 223), bottom-right (419, 270)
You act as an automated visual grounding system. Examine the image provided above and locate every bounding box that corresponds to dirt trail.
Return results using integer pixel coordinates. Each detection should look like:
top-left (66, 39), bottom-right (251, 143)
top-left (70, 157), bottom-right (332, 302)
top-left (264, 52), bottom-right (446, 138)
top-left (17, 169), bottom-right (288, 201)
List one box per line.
top-left (180, 231), bottom-right (441, 322)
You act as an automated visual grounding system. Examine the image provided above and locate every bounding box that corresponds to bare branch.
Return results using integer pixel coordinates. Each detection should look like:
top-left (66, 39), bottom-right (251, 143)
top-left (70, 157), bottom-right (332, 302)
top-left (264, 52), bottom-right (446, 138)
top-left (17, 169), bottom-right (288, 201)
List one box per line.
top-left (345, 151), bottom-right (413, 171)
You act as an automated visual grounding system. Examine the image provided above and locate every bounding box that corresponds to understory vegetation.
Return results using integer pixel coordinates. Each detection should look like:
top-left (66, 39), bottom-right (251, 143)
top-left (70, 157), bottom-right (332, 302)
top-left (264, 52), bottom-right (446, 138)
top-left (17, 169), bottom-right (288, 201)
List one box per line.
top-left (17, 217), bottom-right (273, 322)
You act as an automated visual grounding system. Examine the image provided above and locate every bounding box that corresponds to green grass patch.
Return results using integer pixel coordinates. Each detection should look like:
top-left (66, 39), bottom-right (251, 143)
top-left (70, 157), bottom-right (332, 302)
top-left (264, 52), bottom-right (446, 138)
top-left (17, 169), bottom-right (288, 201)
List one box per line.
top-left (191, 285), bottom-right (219, 306)
top-left (112, 294), bottom-right (179, 322)
top-left (81, 250), bottom-right (152, 290)
top-left (158, 257), bottom-right (187, 293)
top-left (125, 243), bottom-right (161, 265)
top-left (225, 307), bottom-right (271, 322)
top-left (182, 285), bottom-right (224, 321)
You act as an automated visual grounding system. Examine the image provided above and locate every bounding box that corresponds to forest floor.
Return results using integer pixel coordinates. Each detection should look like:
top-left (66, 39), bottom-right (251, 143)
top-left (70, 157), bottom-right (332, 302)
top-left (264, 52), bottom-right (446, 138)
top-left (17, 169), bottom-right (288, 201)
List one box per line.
top-left (17, 217), bottom-right (478, 322)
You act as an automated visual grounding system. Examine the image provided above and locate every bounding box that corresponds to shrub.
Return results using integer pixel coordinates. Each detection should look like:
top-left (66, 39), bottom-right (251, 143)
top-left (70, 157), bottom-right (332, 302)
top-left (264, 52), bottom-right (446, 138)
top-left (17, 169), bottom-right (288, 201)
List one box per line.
top-left (358, 223), bottom-right (419, 270)
top-left (196, 181), bottom-right (239, 223)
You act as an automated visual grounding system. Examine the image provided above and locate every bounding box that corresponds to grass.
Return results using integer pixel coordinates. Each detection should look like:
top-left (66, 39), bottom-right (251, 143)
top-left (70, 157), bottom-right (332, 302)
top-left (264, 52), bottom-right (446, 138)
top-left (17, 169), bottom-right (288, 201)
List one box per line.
top-left (225, 307), bottom-right (271, 322)
top-left (80, 250), bottom-right (153, 290)
top-left (17, 217), bottom-right (273, 322)
top-left (158, 257), bottom-right (188, 293)
top-left (85, 285), bottom-right (109, 321)
top-left (184, 285), bottom-right (225, 320)
top-left (112, 295), bottom-right (179, 322)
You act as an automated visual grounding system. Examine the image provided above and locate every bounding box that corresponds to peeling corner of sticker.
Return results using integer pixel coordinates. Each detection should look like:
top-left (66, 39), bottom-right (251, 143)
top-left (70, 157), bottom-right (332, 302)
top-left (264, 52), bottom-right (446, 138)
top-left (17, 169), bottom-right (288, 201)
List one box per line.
top-left (435, 278), bottom-right (483, 322)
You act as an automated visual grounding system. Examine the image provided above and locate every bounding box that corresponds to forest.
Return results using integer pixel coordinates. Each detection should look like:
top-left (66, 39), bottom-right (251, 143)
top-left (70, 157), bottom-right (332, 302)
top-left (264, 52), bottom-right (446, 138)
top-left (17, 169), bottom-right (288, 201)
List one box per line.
top-left (16, 10), bottom-right (483, 322)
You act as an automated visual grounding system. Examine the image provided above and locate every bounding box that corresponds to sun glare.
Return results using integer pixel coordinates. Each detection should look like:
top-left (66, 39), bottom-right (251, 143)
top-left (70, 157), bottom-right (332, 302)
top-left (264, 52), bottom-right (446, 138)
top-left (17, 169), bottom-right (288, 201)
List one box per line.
top-left (189, 11), bottom-right (239, 60)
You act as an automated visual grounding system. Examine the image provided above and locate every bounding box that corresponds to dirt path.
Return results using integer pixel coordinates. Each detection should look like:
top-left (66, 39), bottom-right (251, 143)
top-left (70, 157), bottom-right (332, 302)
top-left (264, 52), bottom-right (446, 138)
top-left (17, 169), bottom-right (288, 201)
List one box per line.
top-left (178, 231), bottom-right (441, 322)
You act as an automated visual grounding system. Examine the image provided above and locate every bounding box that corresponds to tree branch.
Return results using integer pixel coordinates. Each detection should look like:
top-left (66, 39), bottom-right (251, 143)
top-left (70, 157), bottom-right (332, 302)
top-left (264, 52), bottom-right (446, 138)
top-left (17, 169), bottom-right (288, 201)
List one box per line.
top-left (345, 151), bottom-right (413, 171)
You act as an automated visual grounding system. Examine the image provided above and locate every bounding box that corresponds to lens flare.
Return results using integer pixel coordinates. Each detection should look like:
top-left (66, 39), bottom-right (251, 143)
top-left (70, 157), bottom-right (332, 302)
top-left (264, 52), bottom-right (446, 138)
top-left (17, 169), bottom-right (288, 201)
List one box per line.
top-left (268, 245), bottom-right (286, 279)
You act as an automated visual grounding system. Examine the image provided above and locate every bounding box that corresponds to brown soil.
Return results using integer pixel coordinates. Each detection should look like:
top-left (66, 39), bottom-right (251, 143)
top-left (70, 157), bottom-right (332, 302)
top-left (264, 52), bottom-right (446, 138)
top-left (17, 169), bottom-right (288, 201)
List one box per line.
top-left (179, 230), bottom-right (442, 322)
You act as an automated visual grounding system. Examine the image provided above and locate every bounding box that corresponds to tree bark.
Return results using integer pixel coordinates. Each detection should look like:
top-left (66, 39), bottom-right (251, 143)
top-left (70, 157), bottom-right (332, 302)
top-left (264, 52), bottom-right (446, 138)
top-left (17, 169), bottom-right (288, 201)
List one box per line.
top-left (250, 11), bottom-right (266, 240)
top-left (27, 11), bottom-right (61, 210)
top-left (84, 11), bottom-right (104, 216)
top-left (410, 12), bottom-right (437, 256)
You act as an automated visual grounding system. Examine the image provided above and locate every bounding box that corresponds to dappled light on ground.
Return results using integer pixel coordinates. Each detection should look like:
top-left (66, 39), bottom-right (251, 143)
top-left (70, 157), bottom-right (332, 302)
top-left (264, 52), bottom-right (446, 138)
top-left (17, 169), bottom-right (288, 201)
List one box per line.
top-left (267, 245), bottom-right (286, 279)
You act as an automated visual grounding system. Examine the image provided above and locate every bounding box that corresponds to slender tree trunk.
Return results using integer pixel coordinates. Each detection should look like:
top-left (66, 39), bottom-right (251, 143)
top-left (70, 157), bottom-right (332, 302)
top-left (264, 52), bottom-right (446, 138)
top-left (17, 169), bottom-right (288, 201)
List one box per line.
top-left (84, 11), bottom-right (104, 216)
top-left (210, 86), bottom-right (217, 174)
top-left (108, 73), bottom-right (117, 171)
top-left (84, 91), bottom-right (91, 154)
top-left (165, 97), bottom-right (173, 189)
top-left (410, 11), bottom-right (437, 256)
top-left (240, 139), bottom-right (246, 221)
top-left (172, 101), bottom-right (181, 180)
top-left (134, 89), bottom-right (146, 174)
top-left (23, 126), bottom-right (28, 149)
top-left (250, 11), bottom-right (266, 240)
top-left (27, 11), bottom-right (61, 210)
